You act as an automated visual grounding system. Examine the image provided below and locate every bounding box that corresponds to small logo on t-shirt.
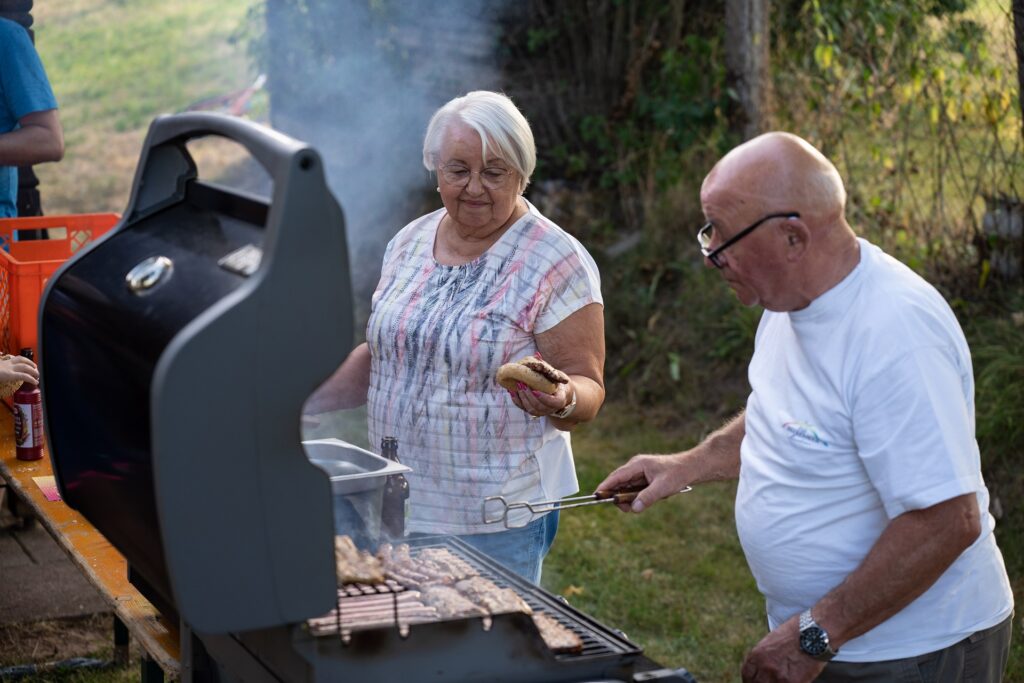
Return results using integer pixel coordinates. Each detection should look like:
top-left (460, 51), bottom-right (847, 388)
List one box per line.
top-left (782, 421), bottom-right (830, 447)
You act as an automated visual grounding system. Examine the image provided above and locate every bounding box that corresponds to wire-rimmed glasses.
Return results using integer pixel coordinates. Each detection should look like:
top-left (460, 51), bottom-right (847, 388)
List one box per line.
top-left (439, 163), bottom-right (515, 190)
top-left (698, 212), bottom-right (800, 268)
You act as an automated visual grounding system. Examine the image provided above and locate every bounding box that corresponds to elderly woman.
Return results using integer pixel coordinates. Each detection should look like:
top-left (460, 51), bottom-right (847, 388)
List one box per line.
top-left (309, 91), bottom-right (605, 583)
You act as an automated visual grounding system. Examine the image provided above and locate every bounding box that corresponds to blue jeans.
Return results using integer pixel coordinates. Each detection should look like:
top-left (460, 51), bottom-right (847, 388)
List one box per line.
top-left (411, 511), bottom-right (559, 584)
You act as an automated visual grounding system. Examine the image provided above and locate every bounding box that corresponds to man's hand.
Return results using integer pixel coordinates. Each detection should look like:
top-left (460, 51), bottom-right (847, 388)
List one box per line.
top-left (596, 411), bottom-right (746, 513)
top-left (740, 614), bottom-right (826, 683)
top-left (595, 452), bottom-right (691, 513)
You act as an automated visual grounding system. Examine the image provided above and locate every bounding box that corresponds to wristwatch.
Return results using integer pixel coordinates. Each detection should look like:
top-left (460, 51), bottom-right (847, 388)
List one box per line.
top-left (798, 609), bottom-right (838, 661)
top-left (551, 388), bottom-right (577, 419)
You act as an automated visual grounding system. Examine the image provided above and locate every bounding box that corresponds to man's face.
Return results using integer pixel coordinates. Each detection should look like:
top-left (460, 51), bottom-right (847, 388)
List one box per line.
top-left (699, 194), bottom-right (795, 311)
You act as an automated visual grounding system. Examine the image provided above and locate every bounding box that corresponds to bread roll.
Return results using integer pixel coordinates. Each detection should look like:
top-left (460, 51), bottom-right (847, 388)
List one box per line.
top-left (495, 357), bottom-right (569, 395)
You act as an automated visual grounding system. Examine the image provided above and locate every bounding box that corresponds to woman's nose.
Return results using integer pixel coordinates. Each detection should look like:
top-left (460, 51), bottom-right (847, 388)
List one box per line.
top-left (462, 170), bottom-right (486, 193)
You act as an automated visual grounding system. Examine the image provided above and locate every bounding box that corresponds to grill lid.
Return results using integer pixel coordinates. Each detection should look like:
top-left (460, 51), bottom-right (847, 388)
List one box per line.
top-left (40, 113), bottom-right (354, 634)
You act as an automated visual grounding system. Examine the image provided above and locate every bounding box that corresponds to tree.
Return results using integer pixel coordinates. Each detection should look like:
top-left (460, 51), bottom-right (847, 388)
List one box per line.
top-left (1014, 0), bottom-right (1024, 142)
top-left (725, 0), bottom-right (772, 140)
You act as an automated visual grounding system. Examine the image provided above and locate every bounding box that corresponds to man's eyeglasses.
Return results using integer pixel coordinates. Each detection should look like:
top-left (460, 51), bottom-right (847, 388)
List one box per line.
top-left (440, 163), bottom-right (515, 190)
top-left (697, 212), bottom-right (800, 268)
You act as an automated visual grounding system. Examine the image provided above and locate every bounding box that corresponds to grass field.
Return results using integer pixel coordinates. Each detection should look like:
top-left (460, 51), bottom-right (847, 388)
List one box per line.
top-left (3, 2), bottom-right (1021, 682)
top-left (544, 413), bottom-right (764, 680)
top-left (31, 0), bottom-right (260, 216)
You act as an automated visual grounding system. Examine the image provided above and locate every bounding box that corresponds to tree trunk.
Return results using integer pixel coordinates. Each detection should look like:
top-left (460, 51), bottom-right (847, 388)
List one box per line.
top-left (724, 0), bottom-right (772, 141)
top-left (1014, 0), bottom-right (1024, 144)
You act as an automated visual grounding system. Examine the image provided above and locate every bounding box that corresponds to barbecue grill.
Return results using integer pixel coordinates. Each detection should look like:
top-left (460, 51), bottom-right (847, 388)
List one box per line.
top-left (38, 113), bottom-right (697, 682)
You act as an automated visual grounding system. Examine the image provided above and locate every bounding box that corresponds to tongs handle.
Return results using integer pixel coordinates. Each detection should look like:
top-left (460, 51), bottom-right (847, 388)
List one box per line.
top-left (592, 489), bottom-right (641, 504)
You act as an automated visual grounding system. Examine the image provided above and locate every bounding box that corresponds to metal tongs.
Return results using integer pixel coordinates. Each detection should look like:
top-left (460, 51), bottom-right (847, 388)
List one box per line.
top-left (483, 483), bottom-right (694, 529)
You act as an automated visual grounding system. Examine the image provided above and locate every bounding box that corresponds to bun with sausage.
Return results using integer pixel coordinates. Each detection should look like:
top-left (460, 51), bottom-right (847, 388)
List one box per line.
top-left (495, 357), bottom-right (569, 395)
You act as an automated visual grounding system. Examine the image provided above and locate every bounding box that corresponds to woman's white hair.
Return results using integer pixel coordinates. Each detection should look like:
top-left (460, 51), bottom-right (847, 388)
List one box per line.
top-left (422, 91), bottom-right (536, 193)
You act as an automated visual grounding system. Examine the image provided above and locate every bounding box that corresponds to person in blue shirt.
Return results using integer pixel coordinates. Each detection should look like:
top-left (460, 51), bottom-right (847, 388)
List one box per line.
top-left (0, 17), bottom-right (64, 218)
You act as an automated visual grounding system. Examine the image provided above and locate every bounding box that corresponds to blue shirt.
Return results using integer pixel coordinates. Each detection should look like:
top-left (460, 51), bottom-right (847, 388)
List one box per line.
top-left (0, 18), bottom-right (58, 217)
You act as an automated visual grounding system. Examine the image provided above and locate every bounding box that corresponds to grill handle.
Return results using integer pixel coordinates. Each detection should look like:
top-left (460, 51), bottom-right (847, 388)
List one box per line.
top-left (124, 112), bottom-right (314, 222)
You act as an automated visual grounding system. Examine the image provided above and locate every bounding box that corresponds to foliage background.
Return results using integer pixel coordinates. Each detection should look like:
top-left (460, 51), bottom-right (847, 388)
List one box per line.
top-left (11, 0), bottom-right (1023, 681)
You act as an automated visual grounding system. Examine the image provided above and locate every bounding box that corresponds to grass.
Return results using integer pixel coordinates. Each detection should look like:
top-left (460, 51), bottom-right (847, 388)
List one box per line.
top-left (964, 292), bottom-right (1024, 682)
top-left (542, 411), bottom-right (764, 681)
top-left (31, 0), bottom-right (260, 215)
top-left (0, 615), bottom-right (137, 682)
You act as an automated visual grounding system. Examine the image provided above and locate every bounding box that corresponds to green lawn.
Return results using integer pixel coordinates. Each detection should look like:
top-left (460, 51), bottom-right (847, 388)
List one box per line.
top-left (543, 412), bottom-right (764, 681)
top-left (31, 0), bottom-right (260, 215)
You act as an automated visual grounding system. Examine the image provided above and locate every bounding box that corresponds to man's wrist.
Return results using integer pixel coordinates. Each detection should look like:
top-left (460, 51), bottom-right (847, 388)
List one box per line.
top-left (798, 608), bottom-right (838, 661)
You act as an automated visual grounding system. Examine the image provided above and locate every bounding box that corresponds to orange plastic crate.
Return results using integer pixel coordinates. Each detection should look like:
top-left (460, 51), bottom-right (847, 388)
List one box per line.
top-left (0, 213), bottom-right (119, 359)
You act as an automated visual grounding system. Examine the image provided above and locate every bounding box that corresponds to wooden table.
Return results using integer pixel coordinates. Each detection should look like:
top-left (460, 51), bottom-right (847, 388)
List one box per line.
top-left (0, 412), bottom-right (180, 680)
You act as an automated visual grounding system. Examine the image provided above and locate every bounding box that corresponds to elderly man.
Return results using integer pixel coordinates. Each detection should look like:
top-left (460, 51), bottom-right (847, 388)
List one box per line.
top-left (598, 132), bottom-right (1013, 682)
top-left (0, 17), bottom-right (64, 218)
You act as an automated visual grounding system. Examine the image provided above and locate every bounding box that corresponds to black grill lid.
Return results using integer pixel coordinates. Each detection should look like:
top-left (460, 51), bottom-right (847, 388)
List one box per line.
top-left (40, 113), bottom-right (354, 633)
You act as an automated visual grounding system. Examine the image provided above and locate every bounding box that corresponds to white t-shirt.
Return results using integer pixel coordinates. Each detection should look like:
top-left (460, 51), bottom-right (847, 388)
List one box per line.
top-left (366, 201), bottom-right (602, 535)
top-left (737, 239), bottom-right (1013, 662)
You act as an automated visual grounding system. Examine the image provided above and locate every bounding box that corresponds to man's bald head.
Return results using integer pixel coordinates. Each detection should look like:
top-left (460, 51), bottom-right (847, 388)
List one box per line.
top-left (698, 132), bottom-right (861, 312)
top-left (701, 132), bottom-right (846, 222)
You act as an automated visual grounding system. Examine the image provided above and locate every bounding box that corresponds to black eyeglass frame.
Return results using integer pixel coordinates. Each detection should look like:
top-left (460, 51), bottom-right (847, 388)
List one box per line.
top-left (697, 212), bottom-right (801, 268)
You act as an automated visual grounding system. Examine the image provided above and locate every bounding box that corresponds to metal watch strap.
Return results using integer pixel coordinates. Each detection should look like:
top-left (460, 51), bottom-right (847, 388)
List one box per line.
top-left (799, 609), bottom-right (838, 661)
top-left (552, 388), bottom-right (577, 419)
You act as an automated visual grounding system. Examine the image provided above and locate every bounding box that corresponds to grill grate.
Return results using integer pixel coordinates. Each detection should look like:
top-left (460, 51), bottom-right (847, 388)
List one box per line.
top-left (308, 580), bottom-right (411, 641)
top-left (309, 535), bottom-right (640, 664)
top-left (414, 537), bottom-right (640, 662)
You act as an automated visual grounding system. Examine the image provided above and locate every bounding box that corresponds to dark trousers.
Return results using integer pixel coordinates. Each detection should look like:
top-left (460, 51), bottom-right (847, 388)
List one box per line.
top-left (817, 614), bottom-right (1013, 682)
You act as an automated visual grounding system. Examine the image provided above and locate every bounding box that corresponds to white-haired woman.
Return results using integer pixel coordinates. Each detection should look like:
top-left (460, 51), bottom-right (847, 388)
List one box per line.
top-left (310, 91), bottom-right (605, 583)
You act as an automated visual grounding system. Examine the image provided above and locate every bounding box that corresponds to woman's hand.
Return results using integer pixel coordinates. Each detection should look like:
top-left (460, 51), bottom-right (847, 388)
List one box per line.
top-left (507, 303), bottom-right (604, 430)
top-left (303, 343), bottom-right (371, 414)
top-left (507, 376), bottom-right (575, 419)
top-left (0, 354), bottom-right (38, 386)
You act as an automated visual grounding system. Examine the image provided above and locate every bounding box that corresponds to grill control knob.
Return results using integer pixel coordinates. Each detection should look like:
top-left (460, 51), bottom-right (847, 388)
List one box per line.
top-left (126, 256), bottom-right (174, 294)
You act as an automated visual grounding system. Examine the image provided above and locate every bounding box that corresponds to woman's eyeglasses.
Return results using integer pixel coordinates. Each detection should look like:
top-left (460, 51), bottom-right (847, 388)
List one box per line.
top-left (440, 163), bottom-right (514, 190)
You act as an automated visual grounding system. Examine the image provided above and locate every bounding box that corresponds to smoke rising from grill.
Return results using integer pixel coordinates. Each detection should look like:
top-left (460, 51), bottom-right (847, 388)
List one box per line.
top-left (264, 0), bottom-right (503, 320)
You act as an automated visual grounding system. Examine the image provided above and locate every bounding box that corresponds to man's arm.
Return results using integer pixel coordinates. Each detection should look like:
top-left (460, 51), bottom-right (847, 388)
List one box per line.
top-left (596, 410), bottom-right (745, 512)
top-left (741, 492), bottom-right (981, 683)
top-left (0, 109), bottom-right (64, 166)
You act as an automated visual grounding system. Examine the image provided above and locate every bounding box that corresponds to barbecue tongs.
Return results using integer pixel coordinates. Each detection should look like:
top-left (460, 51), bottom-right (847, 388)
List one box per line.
top-left (483, 483), bottom-right (694, 529)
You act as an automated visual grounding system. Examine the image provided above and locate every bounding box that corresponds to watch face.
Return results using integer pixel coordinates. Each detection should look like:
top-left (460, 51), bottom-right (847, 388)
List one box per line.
top-left (800, 626), bottom-right (828, 657)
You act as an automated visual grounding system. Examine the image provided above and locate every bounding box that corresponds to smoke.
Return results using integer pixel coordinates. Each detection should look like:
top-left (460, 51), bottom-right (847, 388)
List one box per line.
top-left (264, 0), bottom-right (505, 323)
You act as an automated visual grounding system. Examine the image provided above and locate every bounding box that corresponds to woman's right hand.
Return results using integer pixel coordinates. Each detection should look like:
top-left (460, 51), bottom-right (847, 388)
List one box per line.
top-left (0, 354), bottom-right (38, 386)
top-left (304, 342), bottom-right (372, 413)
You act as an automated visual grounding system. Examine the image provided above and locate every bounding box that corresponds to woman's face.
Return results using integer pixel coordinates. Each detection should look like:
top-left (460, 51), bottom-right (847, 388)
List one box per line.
top-left (436, 121), bottom-right (521, 237)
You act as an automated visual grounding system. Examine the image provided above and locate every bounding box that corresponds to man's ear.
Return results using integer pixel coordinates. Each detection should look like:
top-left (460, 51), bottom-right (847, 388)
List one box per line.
top-left (782, 219), bottom-right (810, 261)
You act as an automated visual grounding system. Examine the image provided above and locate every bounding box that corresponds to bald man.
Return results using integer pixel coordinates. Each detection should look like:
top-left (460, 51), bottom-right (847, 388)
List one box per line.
top-left (598, 132), bottom-right (1013, 682)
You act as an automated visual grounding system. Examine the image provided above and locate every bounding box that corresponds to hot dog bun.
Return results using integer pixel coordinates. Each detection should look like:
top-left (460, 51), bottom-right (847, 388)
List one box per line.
top-left (496, 357), bottom-right (570, 395)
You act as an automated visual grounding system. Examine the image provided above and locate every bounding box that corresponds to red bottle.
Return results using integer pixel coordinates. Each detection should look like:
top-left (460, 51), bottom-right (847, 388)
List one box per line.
top-left (13, 348), bottom-right (43, 461)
